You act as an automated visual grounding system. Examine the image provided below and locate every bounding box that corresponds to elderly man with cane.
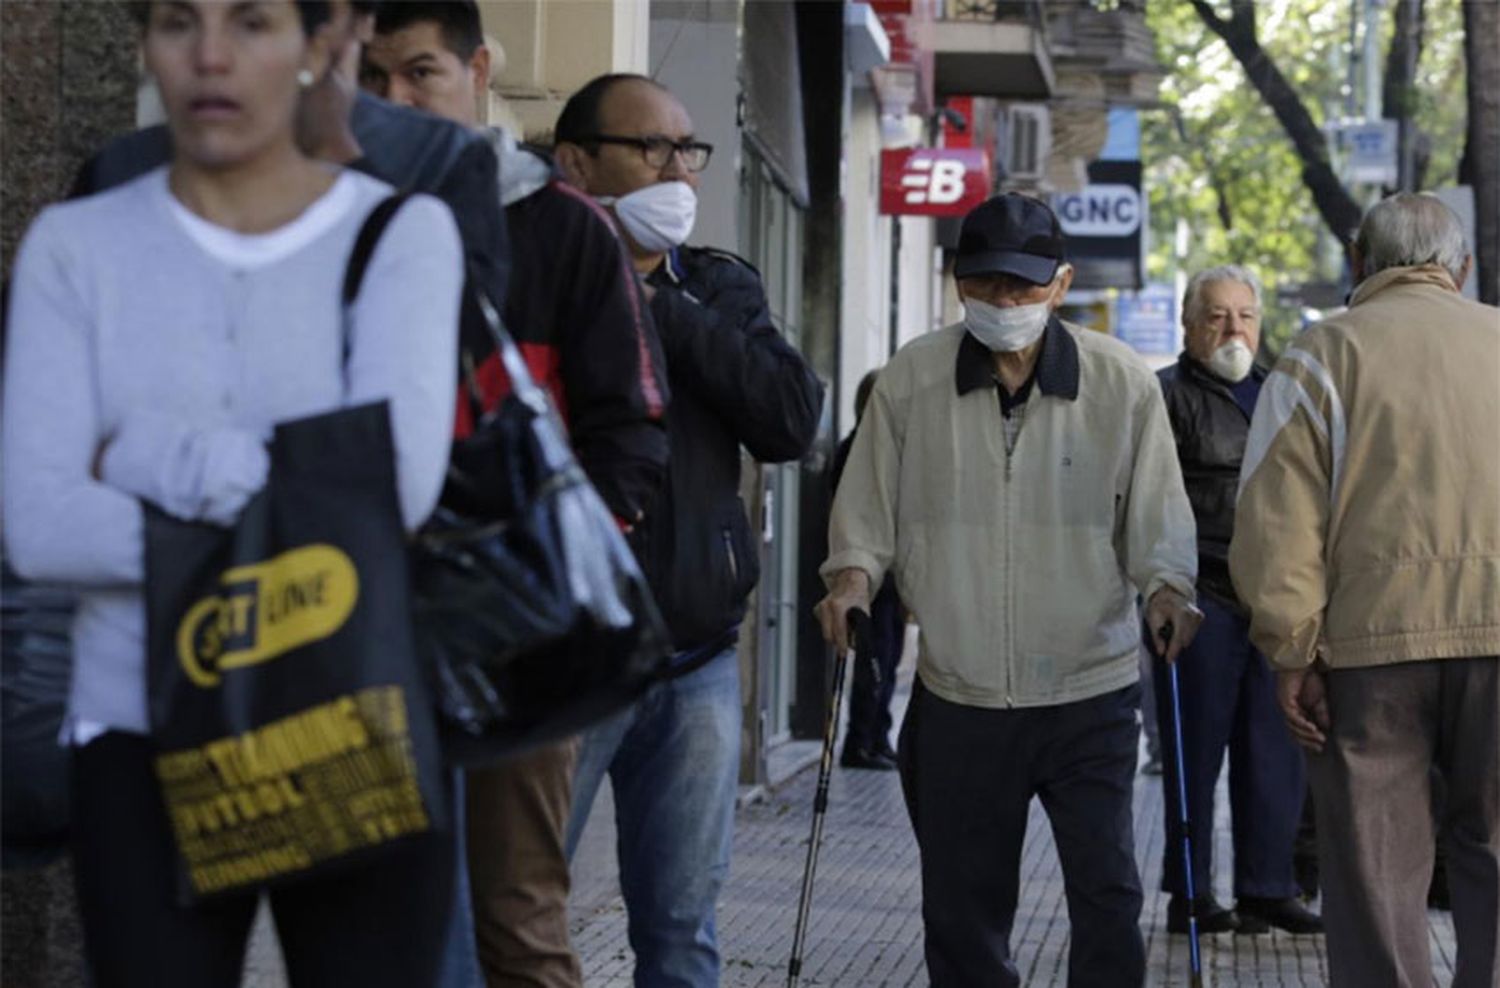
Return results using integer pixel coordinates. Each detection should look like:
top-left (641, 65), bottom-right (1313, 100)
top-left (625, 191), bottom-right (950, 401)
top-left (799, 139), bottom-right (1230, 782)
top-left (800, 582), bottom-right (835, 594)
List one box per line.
top-left (817, 192), bottom-right (1202, 987)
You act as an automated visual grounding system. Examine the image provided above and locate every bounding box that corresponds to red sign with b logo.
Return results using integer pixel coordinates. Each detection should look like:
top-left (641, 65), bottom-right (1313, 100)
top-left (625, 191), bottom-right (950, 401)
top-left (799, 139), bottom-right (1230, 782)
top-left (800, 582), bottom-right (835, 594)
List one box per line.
top-left (878, 148), bottom-right (991, 217)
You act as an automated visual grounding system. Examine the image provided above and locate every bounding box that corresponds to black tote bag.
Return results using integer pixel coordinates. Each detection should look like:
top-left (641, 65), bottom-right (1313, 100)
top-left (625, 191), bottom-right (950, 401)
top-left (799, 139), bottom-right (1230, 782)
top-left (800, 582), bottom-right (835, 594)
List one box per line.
top-left (144, 404), bottom-right (447, 904)
top-left (142, 203), bottom-right (447, 904)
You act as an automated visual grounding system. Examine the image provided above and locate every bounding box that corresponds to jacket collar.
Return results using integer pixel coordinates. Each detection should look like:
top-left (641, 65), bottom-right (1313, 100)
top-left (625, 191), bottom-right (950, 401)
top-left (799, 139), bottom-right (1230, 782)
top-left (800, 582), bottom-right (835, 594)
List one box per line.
top-left (956, 315), bottom-right (1080, 400)
top-left (661, 247), bottom-right (685, 285)
top-left (1349, 264), bottom-right (1459, 307)
top-left (642, 248), bottom-right (686, 288)
top-left (484, 127), bottom-right (553, 207)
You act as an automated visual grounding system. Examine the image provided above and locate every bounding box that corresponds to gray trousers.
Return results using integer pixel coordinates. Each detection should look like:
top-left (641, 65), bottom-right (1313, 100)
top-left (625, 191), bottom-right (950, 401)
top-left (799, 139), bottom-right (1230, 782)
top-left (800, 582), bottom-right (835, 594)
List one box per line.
top-left (1310, 655), bottom-right (1500, 988)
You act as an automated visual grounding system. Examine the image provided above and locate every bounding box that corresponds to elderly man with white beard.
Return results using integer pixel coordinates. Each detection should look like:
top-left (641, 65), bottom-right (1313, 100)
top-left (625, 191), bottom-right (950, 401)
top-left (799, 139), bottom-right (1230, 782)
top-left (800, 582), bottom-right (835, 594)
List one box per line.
top-left (1150, 267), bottom-right (1323, 937)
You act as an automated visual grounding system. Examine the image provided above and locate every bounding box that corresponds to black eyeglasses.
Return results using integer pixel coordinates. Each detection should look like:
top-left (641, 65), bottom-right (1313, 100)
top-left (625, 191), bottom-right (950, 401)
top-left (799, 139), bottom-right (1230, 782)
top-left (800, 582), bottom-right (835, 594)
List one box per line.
top-left (583, 134), bottom-right (714, 172)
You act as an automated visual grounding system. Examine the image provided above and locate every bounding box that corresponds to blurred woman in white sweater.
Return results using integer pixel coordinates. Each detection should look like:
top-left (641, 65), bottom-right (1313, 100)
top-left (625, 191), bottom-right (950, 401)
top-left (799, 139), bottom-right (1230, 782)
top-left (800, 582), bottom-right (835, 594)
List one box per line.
top-left (2, 2), bottom-right (462, 984)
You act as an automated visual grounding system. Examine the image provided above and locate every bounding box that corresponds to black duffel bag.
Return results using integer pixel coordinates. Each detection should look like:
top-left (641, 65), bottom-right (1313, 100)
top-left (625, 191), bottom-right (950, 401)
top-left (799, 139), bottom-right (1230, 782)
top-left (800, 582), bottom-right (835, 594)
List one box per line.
top-left (0, 564), bottom-right (74, 871)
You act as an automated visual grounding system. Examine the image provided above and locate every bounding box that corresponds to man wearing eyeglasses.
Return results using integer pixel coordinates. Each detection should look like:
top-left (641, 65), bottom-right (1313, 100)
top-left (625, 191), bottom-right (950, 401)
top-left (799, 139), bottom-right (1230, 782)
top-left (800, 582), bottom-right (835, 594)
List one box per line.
top-left (554, 74), bottom-right (824, 987)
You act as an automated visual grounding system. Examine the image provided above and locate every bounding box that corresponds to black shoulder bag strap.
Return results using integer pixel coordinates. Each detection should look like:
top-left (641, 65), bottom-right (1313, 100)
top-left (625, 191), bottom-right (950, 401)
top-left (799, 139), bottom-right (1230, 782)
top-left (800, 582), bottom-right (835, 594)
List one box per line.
top-left (342, 192), bottom-right (413, 307)
top-left (338, 192), bottom-right (413, 389)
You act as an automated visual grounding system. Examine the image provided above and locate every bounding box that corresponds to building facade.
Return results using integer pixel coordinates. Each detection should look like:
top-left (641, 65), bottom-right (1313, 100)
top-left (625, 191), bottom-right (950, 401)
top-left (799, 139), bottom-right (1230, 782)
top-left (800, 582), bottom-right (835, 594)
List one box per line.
top-left (474, 0), bottom-right (1164, 783)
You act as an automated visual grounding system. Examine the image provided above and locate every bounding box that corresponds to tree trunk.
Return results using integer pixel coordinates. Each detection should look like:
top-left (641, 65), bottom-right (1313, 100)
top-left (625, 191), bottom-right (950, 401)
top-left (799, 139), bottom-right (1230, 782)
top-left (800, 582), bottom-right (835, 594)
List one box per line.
top-left (1188, 0), bottom-right (1365, 256)
top-left (1460, 0), bottom-right (1500, 304)
top-left (1382, 0), bottom-right (1427, 193)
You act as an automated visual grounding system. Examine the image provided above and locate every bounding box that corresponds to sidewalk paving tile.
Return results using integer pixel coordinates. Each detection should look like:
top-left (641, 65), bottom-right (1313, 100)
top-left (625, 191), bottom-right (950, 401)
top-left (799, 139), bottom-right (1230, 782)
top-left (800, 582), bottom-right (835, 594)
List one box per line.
top-left (570, 671), bottom-right (1460, 987)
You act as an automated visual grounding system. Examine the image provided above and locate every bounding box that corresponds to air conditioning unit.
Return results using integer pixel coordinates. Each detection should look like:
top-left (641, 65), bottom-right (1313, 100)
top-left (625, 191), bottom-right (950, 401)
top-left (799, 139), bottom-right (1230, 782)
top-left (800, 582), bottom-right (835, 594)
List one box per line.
top-left (1003, 104), bottom-right (1051, 181)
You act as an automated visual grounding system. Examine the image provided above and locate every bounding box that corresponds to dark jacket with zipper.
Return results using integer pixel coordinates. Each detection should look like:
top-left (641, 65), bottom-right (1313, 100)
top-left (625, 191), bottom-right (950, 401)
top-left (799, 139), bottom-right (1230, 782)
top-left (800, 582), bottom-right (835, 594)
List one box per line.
top-left (1157, 353), bottom-right (1267, 612)
top-left (477, 165), bottom-right (669, 524)
top-left (641, 246), bottom-right (824, 654)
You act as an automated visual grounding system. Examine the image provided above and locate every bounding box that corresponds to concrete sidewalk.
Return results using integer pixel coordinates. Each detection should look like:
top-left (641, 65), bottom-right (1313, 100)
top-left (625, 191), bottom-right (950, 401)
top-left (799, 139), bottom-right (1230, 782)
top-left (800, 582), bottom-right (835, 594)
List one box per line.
top-left (217, 653), bottom-right (1460, 987)
top-left (568, 677), bottom-right (1461, 987)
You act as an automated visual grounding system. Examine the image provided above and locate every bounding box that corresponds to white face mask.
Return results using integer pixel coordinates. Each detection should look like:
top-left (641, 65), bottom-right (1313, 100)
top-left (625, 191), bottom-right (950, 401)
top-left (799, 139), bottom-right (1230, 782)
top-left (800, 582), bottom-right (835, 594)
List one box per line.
top-left (964, 299), bottom-right (1050, 352)
top-left (597, 181), bottom-right (697, 254)
top-left (1206, 339), bottom-right (1255, 382)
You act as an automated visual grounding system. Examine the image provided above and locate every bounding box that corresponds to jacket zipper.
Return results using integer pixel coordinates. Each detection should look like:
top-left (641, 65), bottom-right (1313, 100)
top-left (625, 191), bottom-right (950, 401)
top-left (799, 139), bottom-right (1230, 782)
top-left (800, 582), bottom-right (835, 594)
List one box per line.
top-left (1003, 438), bottom-right (1015, 708)
top-left (998, 391), bottom-right (1023, 708)
top-left (722, 528), bottom-right (738, 583)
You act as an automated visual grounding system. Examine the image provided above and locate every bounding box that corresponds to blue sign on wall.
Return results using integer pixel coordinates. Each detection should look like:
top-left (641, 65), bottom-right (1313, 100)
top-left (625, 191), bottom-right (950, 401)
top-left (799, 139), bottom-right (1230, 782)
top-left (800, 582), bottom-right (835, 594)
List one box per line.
top-left (1115, 282), bottom-right (1179, 357)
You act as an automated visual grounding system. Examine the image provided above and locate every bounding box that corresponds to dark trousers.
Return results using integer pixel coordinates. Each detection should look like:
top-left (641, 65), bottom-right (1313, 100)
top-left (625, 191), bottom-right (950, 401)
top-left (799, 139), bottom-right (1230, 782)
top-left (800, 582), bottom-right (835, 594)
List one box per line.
top-left (844, 578), bottom-right (903, 754)
top-left (1151, 596), bottom-right (1304, 899)
top-left (71, 732), bottom-right (457, 988)
top-left (898, 679), bottom-right (1145, 988)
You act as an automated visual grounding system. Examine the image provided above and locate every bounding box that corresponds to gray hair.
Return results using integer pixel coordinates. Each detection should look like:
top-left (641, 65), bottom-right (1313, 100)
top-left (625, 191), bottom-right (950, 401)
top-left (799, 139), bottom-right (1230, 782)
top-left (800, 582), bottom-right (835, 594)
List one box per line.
top-left (1182, 265), bottom-right (1262, 327)
top-left (1355, 193), bottom-right (1469, 282)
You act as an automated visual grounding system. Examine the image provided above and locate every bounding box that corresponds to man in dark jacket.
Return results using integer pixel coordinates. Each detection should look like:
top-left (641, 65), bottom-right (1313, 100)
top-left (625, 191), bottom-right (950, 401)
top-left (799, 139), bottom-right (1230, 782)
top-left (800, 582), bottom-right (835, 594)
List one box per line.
top-left (361, 6), bottom-right (671, 985)
top-left (1153, 265), bottom-right (1321, 936)
top-left (830, 370), bottom-right (904, 771)
top-left (554, 73), bottom-right (823, 986)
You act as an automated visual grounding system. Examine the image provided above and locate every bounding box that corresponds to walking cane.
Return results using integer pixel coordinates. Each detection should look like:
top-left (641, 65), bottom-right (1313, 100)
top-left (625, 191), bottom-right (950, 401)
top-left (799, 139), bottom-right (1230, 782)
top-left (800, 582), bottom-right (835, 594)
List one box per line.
top-left (1160, 620), bottom-right (1205, 988)
top-left (787, 608), bottom-right (872, 988)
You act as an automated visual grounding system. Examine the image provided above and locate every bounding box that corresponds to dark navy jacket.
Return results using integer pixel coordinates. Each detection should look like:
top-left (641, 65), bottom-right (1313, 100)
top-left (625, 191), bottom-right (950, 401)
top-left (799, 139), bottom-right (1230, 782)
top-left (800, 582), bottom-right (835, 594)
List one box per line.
top-left (641, 246), bottom-right (824, 653)
top-left (1158, 353), bottom-right (1267, 611)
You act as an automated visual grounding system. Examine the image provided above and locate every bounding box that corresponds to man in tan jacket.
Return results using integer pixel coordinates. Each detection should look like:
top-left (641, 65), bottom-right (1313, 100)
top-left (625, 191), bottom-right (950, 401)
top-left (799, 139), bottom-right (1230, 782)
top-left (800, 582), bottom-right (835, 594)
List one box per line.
top-left (1231, 193), bottom-right (1500, 987)
top-left (817, 193), bottom-right (1202, 987)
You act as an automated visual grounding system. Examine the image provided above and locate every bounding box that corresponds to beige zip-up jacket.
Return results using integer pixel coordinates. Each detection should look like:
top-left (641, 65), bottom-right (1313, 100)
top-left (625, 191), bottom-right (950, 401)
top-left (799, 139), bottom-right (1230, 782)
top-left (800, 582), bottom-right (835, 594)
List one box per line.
top-left (1230, 265), bottom-right (1500, 671)
top-left (822, 320), bottom-right (1197, 709)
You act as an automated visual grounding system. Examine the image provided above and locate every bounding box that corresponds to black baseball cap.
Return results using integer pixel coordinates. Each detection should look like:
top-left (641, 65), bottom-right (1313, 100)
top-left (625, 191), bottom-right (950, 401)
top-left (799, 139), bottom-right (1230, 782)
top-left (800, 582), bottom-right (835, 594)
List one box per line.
top-left (953, 193), bottom-right (1066, 285)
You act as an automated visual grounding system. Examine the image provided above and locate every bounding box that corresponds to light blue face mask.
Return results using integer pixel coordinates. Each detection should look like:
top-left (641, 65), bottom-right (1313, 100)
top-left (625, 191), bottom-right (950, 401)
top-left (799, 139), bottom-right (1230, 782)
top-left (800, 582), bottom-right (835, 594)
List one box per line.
top-left (961, 265), bottom-right (1070, 352)
top-left (963, 299), bottom-right (1050, 352)
top-left (596, 181), bottom-right (697, 253)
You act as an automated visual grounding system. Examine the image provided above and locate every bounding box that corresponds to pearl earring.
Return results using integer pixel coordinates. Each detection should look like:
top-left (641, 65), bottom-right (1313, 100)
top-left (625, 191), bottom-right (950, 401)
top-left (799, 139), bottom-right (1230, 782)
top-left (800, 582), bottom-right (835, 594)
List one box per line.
top-left (297, 69), bottom-right (315, 88)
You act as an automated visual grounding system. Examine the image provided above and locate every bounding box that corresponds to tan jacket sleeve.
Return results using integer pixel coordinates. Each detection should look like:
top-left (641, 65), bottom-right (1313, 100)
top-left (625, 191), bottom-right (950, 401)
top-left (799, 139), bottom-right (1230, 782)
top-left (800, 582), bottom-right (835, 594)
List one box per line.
top-left (1229, 350), bottom-right (1337, 670)
top-left (821, 370), bottom-right (904, 589)
top-left (1123, 378), bottom-right (1198, 602)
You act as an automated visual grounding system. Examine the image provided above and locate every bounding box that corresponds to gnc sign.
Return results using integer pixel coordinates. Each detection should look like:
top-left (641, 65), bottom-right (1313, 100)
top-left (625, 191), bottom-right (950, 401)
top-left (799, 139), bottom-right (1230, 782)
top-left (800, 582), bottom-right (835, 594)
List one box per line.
top-left (879, 148), bottom-right (991, 217)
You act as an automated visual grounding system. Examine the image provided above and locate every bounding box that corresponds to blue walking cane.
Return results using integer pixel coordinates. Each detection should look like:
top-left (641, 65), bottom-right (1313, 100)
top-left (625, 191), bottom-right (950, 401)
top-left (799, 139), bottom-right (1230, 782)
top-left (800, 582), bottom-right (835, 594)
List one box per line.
top-left (1159, 619), bottom-right (1205, 988)
top-left (787, 608), bottom-right (873, 988)
top-left (1158, 617), bottom-right (1206, 988)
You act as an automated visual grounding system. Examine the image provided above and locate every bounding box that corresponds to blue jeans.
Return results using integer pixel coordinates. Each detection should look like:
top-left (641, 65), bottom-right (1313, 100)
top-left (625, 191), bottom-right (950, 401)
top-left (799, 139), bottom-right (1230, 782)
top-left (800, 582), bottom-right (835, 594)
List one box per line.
top-left (1150, 596), bottom-right (1305, 899)
top-left (438, 771), bottom-right (484, 988)
top-left (565, 644), bottom-right (741, 988)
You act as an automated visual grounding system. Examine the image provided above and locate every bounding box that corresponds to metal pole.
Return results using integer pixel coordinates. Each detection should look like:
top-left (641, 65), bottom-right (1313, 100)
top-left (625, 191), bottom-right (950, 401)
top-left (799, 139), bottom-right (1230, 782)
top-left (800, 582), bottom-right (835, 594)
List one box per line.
top-left (889, 219), bottom-right (902, 358)
top-left (1363, 0), bottom-right (1386, 206)
top-left (1364, 0), bottom-right (1383, 124)
top-left (1346, 0), bottom-right (1360, 122)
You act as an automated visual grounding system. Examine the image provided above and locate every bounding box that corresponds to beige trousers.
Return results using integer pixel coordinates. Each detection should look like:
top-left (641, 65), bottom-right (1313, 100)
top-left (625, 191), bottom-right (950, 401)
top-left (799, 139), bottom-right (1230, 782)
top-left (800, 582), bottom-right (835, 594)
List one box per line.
top-left (1309, 655), bottom-right (1500, 988)
top-left (465, 737), bottom-right (584, 988)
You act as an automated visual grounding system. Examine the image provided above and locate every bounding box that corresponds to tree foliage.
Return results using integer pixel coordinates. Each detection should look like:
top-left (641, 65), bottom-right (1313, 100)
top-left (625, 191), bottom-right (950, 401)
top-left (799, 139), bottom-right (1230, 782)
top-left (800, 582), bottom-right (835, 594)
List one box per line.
top-left (1144, 0), bottom-right (1470, 344)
